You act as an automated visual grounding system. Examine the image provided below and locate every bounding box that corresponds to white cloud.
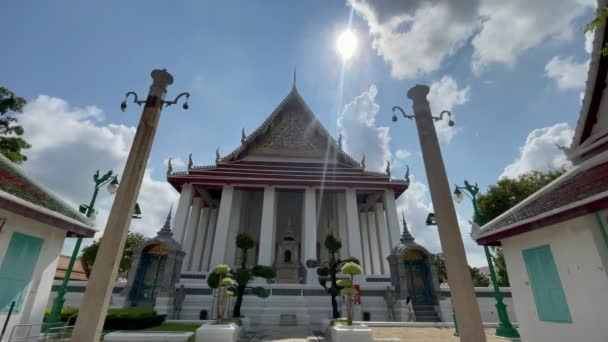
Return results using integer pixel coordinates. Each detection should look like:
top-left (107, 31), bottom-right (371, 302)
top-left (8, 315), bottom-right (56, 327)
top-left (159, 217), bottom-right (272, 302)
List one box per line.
top-left (348, 0), bottom-right (479, 79)
top-left (395, 149), bottom-right (411, 160)
top-left (338, 85), bottom-right (392, 171)
top-left (500, 122), bottom-right (574, 179)
top-left (20, 96), bottom-right (179, 254)
top-left (349, 0), bottom-right (594, 77)
top-left (585, 30), bottom-right (595, 54)
top-left (428, 76), bottom-right (470, 143)
top-left (545, 56), bottom-right (590, 90)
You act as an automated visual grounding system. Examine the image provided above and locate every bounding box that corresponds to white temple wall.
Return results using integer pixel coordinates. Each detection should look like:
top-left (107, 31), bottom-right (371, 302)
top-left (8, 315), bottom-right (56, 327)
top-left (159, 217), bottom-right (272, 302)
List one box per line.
top-left (225, 190), bottom-right (243, 267)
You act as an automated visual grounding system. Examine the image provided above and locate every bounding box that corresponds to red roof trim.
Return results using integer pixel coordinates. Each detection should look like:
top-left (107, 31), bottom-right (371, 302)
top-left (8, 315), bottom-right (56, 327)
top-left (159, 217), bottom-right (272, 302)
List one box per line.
top-left (476, 196), bottom-right (608, 246)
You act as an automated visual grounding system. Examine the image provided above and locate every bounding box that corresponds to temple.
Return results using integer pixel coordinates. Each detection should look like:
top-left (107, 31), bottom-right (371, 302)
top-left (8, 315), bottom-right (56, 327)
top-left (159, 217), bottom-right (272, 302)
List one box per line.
top-left (167, 82), bottom-right (409, 281)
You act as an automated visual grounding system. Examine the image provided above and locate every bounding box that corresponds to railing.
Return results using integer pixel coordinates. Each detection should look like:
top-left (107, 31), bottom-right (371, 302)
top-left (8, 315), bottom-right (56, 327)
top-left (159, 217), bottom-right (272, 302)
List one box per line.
top-left (8, 323), bottom-right (74, 342)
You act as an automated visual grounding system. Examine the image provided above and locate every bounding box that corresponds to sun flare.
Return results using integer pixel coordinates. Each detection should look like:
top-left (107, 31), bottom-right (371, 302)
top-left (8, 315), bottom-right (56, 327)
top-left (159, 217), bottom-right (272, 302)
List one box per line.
top-left (337, 29), bottom-right (357, 61)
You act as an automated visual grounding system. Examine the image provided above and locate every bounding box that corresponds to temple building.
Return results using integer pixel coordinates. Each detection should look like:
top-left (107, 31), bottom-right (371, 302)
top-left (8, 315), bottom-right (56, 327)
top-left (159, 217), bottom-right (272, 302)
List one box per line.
top-left (166, 81), bottom-right (409, 282)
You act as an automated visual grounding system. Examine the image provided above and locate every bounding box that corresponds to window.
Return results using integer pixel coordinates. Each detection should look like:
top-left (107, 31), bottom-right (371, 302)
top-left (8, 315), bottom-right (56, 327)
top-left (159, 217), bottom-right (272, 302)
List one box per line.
top-left (522, 245), bottom-right (572, 323)
top-left (0, 232), bottom-right (43, 312)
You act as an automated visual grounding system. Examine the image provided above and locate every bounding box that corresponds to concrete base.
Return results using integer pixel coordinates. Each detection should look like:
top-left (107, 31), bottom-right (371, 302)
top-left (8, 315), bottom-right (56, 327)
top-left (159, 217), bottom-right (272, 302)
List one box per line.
top-left (104, 331), bottom-right (194, 341)
top-left (195, 323), bottom-right (240, 342)
top-left (329, 324), bottom-right (374, 342)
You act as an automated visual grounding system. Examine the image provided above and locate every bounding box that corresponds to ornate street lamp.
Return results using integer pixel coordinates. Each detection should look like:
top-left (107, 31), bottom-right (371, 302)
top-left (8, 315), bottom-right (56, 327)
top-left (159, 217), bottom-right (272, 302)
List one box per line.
top-left (46, 171), bottom-right (142, 328)
top-left (391, 85), bottom-right (486, 341)
top-left (452, 180), bottom-right (520, 338)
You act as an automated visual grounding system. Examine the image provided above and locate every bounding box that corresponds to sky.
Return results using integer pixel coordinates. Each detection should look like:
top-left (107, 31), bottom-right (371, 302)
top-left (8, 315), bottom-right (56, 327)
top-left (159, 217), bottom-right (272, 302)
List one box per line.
top-left (0, 0), bottom-right (596, 266)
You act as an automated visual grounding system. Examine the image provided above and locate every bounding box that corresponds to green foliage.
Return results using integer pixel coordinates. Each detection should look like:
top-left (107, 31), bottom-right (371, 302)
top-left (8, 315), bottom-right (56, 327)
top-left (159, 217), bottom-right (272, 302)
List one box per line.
top-left (585, 6), bottom-right (608, 56)
top-left (341, 261), bottom-right (362, 276)
top-left (80, 232), bottom-right (147, 278)
top-left (336, 279), bottom-right (352, 288)
top-left (493, 248), bottom-right (510, 287)
top-left (0, 87), bottom-right (31, 164)
top-left (251, 265), bottom-right (274, 279)
top-left (324, 234), bottom-right (342, 253)
top-left (251, 287), bottom-right (270, 298)
top-left (44, 307), bottom-right (79, 323)
top-left (316, 266), bottom-right (330, 277)
top-left (340, 287), bottom-right (357, 296)
top-left (475, 169), bottom-right (564, 286)
top-left (234, 269), bottom-right (252, 286)
top-left (236, 233), bottom-right (255, 251)
top-left (207, 271), bottom-right (221, 289)
top-left (330, 319), bottom-right (361, 326)
top-left (220, 277), bottom-right (234, 287)
top-left (213, 264), bottom-right (231, 275)
top-left (45, 307), bottom-right (165, 330)
top-left (475, 170), bottom-right (565, 226)
top-left (217, 318), bottom-right (242, 326)
top-left (432, 253), bottom-right (489, 286)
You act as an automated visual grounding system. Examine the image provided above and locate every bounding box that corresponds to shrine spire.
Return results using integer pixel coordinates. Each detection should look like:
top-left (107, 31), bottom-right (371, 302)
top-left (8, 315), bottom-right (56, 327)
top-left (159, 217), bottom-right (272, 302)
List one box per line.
top-left (292, 68), bottom-right (297, 90)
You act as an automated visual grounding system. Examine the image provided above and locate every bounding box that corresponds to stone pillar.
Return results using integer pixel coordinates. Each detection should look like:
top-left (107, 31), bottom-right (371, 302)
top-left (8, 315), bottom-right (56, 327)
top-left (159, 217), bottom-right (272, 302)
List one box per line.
top-left (173, 183), bottom-right (194, 245)
top-left (367, 211), bottom-right (381, 275)
top-left (345, 189), bottom-right (363, 263)
top-left (258, 186), bottom-right (277, 266)
top-left (224, 190), bottom-right (243, 267)
top-left (302, 188), bottom-right (317, 283)
top-left (375, 203), bottom-right (391, 274)
top-left (201, 208), bottom-right (218, 272)
top-left (383, 189), bottom-right (402, 247)
top-left (190, 206), bottom-right (210, 272)
top-left (408, 84), bottom-right (485, 341)
top-left (359, 212), bottom-right (372, 274)
top-left (210, 185), bottom-right (235, 268)
top-left (182, 197), bottom-right (202, 272)
top-left (337, 192), bottom-right (349, 260)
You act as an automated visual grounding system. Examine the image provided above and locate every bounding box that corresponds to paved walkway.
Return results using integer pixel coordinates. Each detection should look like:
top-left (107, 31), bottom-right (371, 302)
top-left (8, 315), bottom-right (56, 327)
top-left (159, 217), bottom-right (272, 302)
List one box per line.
top-left (240, 327), bottom-right (325, 341)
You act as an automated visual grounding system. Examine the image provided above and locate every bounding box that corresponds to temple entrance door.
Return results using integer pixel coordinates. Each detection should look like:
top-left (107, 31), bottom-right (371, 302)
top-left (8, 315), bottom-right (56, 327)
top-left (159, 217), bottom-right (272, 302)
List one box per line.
top-left (128, 243), bottom-right (168, 308)
top-left (403, 250), bottom-right (434, 305)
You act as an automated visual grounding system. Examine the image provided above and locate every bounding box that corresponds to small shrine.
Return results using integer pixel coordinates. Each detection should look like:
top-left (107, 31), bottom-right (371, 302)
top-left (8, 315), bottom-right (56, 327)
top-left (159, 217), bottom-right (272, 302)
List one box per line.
top-left (123, 208), bottom-right (185, 308)
top-left (274, 217), bottom-right (300, 283)
top-left (387, 213), bottom-right (441, 321)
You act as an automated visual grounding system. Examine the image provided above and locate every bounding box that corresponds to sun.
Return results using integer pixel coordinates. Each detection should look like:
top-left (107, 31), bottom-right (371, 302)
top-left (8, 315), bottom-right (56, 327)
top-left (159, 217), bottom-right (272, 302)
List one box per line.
top-left (337, 29), bottom-right (357, 61)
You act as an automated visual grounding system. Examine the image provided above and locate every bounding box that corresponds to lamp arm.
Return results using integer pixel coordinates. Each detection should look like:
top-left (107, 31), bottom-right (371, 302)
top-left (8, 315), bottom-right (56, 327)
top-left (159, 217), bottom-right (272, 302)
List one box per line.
top-left (125, 91), bottom-right (146, 106)
top-left (432, 110), bottom-right (452, 122)
top-left (392, 106), bottom-right (415, 120)
top-left (163, 92), bottom-right (190, 107)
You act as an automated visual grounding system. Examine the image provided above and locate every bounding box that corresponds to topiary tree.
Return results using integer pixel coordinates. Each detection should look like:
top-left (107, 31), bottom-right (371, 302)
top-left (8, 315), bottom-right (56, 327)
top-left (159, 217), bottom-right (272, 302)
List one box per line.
top-left (306, 234), bottom-right (360, 319)
top-left (340, 261), bottom-right (362, 325)
top-left (207, 264), bottom-right (232, 321)
top-left (207, 233), bottom-right (275, 318)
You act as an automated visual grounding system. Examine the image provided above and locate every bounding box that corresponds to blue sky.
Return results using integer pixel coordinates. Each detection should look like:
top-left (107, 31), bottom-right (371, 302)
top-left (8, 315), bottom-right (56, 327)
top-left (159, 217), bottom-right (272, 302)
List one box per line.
top-left (1, 1), bottom-right (595, 265)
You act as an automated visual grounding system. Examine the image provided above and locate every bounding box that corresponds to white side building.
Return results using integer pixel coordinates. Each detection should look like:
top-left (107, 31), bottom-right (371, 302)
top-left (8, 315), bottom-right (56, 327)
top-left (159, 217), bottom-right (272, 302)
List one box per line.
top-left (0, 154), bottom-right (95, 341)
top-left (473, 5), bottom-right (608, 341)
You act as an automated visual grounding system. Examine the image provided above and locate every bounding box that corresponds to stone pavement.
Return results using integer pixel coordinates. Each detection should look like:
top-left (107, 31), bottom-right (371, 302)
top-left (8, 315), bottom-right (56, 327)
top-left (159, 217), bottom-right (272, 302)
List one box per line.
top-left (240, 326), bottom-right (326, 341)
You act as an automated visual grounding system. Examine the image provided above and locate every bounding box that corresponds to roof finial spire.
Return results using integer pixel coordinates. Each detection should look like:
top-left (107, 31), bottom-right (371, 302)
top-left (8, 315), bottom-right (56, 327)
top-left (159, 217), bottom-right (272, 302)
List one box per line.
top-left (400, 211), bottom-right (415, 243)
top-left (160, 205), bottom-right (173, 235)
top-left (293, 68), bottom-right (297, 90)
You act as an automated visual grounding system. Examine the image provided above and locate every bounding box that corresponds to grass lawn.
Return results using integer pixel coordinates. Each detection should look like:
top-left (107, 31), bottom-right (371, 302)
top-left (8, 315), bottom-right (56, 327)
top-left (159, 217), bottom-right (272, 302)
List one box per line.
top-left (145, 322), bottom-right (201, 341)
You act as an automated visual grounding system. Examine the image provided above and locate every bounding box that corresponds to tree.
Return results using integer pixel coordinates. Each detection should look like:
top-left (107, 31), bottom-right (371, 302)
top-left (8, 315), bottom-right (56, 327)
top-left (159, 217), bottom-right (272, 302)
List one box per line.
top-left (432, 253), bottom-right (490, 287)
top-left (339, 261), bottom-right (362, 325)
top-left (585, 6), bottom-right (608, 56)
top-left (80, 232), bottom-right (147, 278)
top-left (306, 234), bottom-right (360, 319)
top-left (0, 87), bottom-right (31, 164)
top-left (207, 264), bottom-right (233, 321)
top-left (475, 169), bottom-right (565, 286)
top-left (207, 233), bottom-right (275, 318)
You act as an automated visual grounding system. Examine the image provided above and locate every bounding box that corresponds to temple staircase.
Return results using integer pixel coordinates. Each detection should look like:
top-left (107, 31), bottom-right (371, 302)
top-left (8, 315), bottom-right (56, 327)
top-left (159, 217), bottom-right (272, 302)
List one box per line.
top-left (413, 305), bottom-right (441, 322)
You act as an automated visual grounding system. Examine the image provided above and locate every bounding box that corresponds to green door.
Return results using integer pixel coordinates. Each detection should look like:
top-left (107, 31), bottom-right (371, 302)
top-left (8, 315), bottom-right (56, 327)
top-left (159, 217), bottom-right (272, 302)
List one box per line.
top-left (0, 232), bottom-right (44, 311)
top-left (404, 260), bottom-right (435, 305)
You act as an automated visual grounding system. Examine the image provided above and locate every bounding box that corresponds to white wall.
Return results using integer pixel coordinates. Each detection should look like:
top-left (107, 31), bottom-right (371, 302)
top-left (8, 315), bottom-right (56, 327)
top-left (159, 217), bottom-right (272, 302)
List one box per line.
top-left (438, 288), bottom-right (517, 324)
top-left (502, 211), bottom-right (608, 342)
top-left (0, 209), bottom-right (65, 341)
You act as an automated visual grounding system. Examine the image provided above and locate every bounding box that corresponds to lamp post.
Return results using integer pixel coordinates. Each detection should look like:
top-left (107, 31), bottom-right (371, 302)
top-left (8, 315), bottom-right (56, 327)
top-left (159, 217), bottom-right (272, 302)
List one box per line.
top-left (453, 181), bottom-right (520, 338)
top-left (71, 69), bottom-right (189, 341)
top-left (391, 85), bottom-right (486, 341)
top-left (46, 171), bottom-right (140, 328)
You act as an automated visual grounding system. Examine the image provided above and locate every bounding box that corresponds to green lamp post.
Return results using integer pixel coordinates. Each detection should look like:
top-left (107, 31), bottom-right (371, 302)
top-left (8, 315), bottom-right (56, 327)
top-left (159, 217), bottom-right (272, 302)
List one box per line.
top-left (46, 170), bottom-right (140, 327)
top-left (453, 180), bottom-right (520, 339)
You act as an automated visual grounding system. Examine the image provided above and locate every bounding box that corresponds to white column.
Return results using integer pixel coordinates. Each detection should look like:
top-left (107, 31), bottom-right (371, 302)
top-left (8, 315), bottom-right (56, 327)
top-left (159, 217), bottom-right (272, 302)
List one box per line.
top-left (182, 197), bottom-right (202, 272)
top-left (375, 203), bottom-right (391, 274)
top-left (367, 211), bottom-right (381, 275)
top-left (302, 188), bottom-right (317, 283)
top-left (224, 190), bottom-right (243, 267)
top-left (201, 208), bottom-right (218, 272)
top-left (210, 185), bottom-right (235, 268)
top-left (258, 187), bottom-right (277, 266)
top-left (345, 189), bottom-right (363, 263)
top-left (173, 183), bottom-right (194, 245)
top-left (383, 189), bottom-right (402, 247)
top-left (191, 206), bottom-right (210, 272)
top-left (359, 212), bottom-right (372, 274)
top-left (337, 192), bottom-right (349, 260)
